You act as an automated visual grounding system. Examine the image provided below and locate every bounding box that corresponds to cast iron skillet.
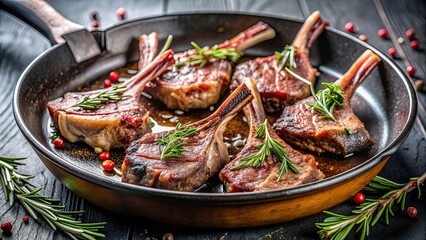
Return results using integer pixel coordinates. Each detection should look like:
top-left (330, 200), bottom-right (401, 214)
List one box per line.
top-left (10, 2), bottom-right (416, 228)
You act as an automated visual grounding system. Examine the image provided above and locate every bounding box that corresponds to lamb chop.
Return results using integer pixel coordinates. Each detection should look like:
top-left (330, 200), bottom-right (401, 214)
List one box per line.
top-left (273, 50), bottom-right (381, 155)
top-left (121, 84), bottom-right (254, 192)
top-left (220, 78), bottom-right (324, 192)
top-left (142, 22), bottom-right (276, 110)
top-left (231, 11), bottom-right (326, 113)
top-left (47, 47), bottom-right (175, 151)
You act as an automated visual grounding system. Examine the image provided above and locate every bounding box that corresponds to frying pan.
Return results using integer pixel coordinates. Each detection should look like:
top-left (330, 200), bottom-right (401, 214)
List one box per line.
top-left (9, 1), bottom-right (416, 228)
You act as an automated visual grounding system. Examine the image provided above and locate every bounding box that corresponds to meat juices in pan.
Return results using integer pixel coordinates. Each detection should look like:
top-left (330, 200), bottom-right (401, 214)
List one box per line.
top-left (47, 43), bottom-right (175, 151)
top-left (231, 11), bottom-right (326, 113)
top-left (220, 79), bottom-right (324, 192)
top-left (121, 84), bottom-right (254, 192)
top-left (143, 22), bottom-right (276, 110)
top-left (273, 50), bottom-right (381, 155)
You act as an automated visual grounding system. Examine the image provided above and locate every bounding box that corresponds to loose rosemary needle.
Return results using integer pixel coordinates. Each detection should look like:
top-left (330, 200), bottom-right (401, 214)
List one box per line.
top-left (155, 123), bottom-right (197, 159)
top-left (0, 156), bottom-right (106, 239)
top-left (174, 42), bottom-right (243, 67)
top-left (231, 120), bottom-right (298, 181)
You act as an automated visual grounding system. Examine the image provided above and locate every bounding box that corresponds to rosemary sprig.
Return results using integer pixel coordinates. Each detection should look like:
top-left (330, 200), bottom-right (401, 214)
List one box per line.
top-left (275, 45), bottom-right (297, 70)
top-left (285, 67), bottom-right (344, 121)
top-left (0, 156), bottom-right (106, 239)
top-left (316, 172), bottom-right (426, 240)
top-left (174, 42), bottom-right (243, 68)
top-left (155, 123), bottom-right (197, 159)
top-left (70, 83), bottom-right (130, 110)
top-left (231, 120), bottom-right (298, 180)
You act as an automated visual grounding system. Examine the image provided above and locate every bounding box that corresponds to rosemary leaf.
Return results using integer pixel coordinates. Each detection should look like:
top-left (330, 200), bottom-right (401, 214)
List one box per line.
top-left (70, 83), bottom-right (129, 110)
top-left (155, 123), bottom-right (197, 159)
top-left (231, 120), bottom-right (298, 180)
top-left (0, 156), bottom-right (107, 239)
top-left (315, 171), bottom-right (426, 240)
top-left (174, 41), bottom-right (243, 67)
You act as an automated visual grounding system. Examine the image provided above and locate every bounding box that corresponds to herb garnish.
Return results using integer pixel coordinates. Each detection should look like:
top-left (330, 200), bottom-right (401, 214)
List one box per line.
top-left (275, 45), bottom-right (297, 70)
top-left (0, 156), bottom-right (106, 239)
top-left (174, 42), bottom-right (243, 68)
top-left (156, 123), bottom-right (197, 159)
top-left (285, 67), bottom-right (344, 121)
top-left (70, 83), bottom-right (130, 110)
top-left (275, 44), bottom-right (344, 121)
top-left (344, 128), bottom-right (352, 135)
top-left (316, 172), bottom-right (426, 240)
top-left (231, 120), bottom-right (298, 180)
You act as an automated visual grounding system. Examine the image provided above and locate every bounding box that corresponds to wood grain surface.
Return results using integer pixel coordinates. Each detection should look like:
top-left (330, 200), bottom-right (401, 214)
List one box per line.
top-left (0, 0), bottom-right (425, 239)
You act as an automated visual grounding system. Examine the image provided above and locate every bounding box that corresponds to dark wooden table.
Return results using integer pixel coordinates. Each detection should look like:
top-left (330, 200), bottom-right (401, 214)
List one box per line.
top-left (1, 0), bottom-right (425, 239)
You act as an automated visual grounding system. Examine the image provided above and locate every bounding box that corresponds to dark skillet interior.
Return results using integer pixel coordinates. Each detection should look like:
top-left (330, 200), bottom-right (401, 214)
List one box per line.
top-left (14, 13), bottom-right (415, 200)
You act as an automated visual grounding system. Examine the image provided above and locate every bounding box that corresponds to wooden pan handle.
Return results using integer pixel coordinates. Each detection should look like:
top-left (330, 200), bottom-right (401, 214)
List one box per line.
top-left (0, 0), bottom-right (83, 44)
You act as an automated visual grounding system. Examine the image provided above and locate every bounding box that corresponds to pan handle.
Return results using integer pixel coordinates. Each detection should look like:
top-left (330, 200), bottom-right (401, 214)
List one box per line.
top-left (0, 0), bottom-right (84, 44)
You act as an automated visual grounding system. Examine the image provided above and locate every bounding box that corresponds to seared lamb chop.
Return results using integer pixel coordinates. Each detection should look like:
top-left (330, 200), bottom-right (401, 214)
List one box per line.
top-left (47, 48), bottom-right (175, 151)
top-left (122, 84), bottom-right (254, 191)
top-left (273, 50), bottom-right (381, 155)
top-left (220, 79), bottom-right (324, 192)
top-left (231, 11), bottom-right (326, 113)
top-left (142, 22), bottom-right (275, 110)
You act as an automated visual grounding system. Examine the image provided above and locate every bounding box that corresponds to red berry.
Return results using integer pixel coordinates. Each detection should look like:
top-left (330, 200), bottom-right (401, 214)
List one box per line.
top-left (102, 160), bottom-right (115, 171)
top-left (109, 71), bottom-right (119, 82)
top-left (407, 206), bottom-right (418, 218)
top-left (23, 216), bottom-right (30, 223)
top-left (388, 47), bottom-right (397, 58)
top-left (353, 192), bottom-right (365, 205)
top-left (1, 221), bottom-right (12, 233)
top-left (53, 137), bottom-right (64, 148)
top-left (345, 22), bottom-right (355, 33)
top-left (99, 151), bottom-right (111, 161)
top-left (116, 7), bottom-right (127, 20)
top-left (91, 20), bottom-right (99, 28)
top-left (407, 66), bottom-right (416, 76)
top-left (405, 29), bottom-right (415, 40)
top-left (410, 40), bottom-right (419, 49)
top-left (104, 79), bottom-right (112, 88)
top-left (378, 28), bottom-right (388, 38)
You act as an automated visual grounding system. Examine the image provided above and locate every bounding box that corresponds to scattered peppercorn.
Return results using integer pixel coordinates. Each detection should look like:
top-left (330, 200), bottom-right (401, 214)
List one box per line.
top-left (23, 216), bottom-right (30, 223)
top-left (405, 29), bottom-right (415, 40)
top-left (415, 80), bottom-right (424, 91)
top-left (406, 66), bottom-right (416, 76)
top-left (104, 79), bottom-right (112, 88)
top-left (90, 11), bottom-right (98, 21)
top-left (116, 7), bottom-right (126, 20)
top-left (345, 22), bottom-right (355, 33)
top-left (99, 151), bottom-right (111, 161)
top-left (109, 71), bottom-right (119, 82)
top-left (378, 28), bottom-right (388, 38)
top-left (53, 137), bottom-right (64, 148)
top-left (1, 221), bottom-right (12, 233)
top-left (410, 40), bottom-right (419, 49)
top-left (353, 192), bottom-right (365, 205)
top-left (91, 20), bottom-right (99, 29)
top-left (388, 47), bottom-right (397, 58)
top-left (398, 37), bottom-right (405, 44)
top-left (102, 160), bottom-right (115, 171)
top-left (359, 34), bottom-right (368, 42)
top-left (407, 206), bottom-right (418, 218)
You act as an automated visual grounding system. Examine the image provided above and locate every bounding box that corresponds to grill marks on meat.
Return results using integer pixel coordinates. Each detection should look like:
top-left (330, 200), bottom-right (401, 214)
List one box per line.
top-left (144, 22), bottom-right (276, 110)
top-left (231, 11), bottom-right (326, 113)
top-left (220, 79), bottom-right (324, 192)
top-left (273, 50), bottom-right (381, 155)
top-left (121, 84), bottom-right (254, 191)
top-left (47, 48), bottom-right (175, 151)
